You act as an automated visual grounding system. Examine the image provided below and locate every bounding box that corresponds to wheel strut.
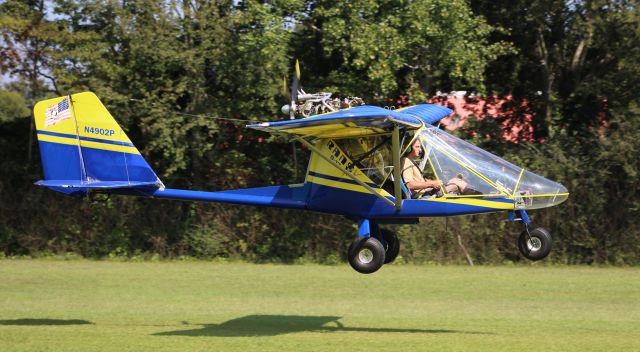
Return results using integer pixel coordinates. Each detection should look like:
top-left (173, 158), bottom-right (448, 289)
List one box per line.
top-left (523, 222), bottom-right (533, 242)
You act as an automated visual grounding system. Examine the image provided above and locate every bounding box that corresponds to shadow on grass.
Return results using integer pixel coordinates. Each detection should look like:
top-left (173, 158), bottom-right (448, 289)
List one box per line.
top-left (0, 319), bottom-right (93, 326)
top-left (154, 315), bottom-right (487, 337)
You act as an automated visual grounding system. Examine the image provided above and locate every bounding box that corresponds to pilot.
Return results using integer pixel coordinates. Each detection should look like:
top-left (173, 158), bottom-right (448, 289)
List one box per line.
top-left (401, 139), bottom-right (468, 198)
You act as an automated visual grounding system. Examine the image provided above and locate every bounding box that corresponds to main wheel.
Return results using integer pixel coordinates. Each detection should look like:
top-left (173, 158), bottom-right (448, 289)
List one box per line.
top-left (518, 227), bottom-right (553, 261)
top-left (348, 237), bottom-right (385, 274)
top-left (381, 229), bottom-right (400, 264)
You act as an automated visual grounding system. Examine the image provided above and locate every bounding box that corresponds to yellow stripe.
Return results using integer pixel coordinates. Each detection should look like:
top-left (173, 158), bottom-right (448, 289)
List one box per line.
top-left (512, 169), bottom-right (525, 196)
top-left (331, 131), bottom-right (390, 140)
top-left (79, 140), bottom-right (140, 154)
top-left (443, 193), bottom-right (507, 198)
top-left (37, 134), bottom-right (79, 146)
top-left (307, 175), bottom-right (391, 197)
top-left (285, 126), bottom-right (385, 138)
top-left (517, 192), bottom-right (570, 198)
top-left (425, 197), bottom-right (515, 210)
top-left (281, 124), bottom-right (344, 135)
top-left (37, 134), bottom-right (140, 154)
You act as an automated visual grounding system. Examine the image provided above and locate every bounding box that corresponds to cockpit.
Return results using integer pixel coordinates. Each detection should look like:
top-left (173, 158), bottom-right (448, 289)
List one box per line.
top-left (334, 125), bottom-right (568, 210)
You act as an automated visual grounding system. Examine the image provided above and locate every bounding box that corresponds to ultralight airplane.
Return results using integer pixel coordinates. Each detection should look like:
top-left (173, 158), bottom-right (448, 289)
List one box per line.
top-left (33, 86), bottom-right (568, 274)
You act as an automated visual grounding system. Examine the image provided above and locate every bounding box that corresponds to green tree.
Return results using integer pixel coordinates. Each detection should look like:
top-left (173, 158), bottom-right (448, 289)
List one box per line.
top-left (0, 89), bottom-right (30, 121)
top-left (295, 0), bottom-right (513, 103)
top-left (469, 0), bottom-right (640, 263)
top-left (0, 0), bottom-right (61, 97)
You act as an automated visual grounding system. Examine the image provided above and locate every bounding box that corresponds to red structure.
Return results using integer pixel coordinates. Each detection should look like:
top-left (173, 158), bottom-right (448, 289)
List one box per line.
top-left (428, 95), bottom-right (535, 143)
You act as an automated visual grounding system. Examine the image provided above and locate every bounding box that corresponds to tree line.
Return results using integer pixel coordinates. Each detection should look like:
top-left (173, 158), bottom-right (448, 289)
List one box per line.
top-left (0, 0), bottom-right (638, 264)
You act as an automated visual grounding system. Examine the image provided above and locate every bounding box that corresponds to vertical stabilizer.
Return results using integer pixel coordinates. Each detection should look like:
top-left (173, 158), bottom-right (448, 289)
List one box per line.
top-left (33, 92), bottom-right (163, 196)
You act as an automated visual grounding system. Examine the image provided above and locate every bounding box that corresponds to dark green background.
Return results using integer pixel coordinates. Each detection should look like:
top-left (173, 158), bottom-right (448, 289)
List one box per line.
top-left (1, 0), bottom-right (638, 264)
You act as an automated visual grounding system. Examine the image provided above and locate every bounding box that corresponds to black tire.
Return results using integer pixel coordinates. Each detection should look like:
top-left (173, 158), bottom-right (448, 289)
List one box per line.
top-left (518, 227), bottom-right (553, 261)
top-left (348, 237), bottom-right (386, 274)
top-left (381, 229), bottom-right (400, 264)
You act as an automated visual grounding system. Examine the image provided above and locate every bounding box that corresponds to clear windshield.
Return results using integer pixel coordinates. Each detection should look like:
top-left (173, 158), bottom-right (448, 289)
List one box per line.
top-left (417, 126), bottom-right (568, 209)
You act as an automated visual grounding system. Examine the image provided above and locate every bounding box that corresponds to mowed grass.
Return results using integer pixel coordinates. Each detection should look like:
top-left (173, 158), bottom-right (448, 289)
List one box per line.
top-left (1, 260), bottom-right (639, 352)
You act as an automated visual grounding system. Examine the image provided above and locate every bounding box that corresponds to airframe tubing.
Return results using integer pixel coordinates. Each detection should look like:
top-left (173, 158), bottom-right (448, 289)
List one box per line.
top-left (391, 126), bottom-right (403, 210)
top-left (68, 95), bottom-right (88, 182)
top-left (512, 168), bottom-right (525, 197)
top-left (293, 135), bottom-right (396, 208)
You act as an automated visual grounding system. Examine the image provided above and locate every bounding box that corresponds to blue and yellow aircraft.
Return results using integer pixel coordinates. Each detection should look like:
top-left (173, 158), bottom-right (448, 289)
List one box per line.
top-left (33, 92), bottom-right (568, 273)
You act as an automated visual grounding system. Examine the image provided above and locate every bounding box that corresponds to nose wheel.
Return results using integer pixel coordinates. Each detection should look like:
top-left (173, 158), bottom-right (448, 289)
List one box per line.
top-left (517, 225), bottom-right (553, 261)
top-left (509, 210), bottom-right (553, 261)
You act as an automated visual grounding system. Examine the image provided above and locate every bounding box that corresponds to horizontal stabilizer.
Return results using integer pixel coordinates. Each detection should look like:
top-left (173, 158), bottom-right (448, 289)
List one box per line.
top-left (35, 180), bottom-right (163, 189)
top-left (35, 179), bottom-right (163, 198)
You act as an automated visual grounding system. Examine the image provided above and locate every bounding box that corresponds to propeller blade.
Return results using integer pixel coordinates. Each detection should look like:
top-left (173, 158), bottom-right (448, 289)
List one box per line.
top-left (290, 76), bottom-right (299, 103)
top-left (282, 75), bottom-right (288, 98)
top-left (290, 59), bottom-right (300, 119)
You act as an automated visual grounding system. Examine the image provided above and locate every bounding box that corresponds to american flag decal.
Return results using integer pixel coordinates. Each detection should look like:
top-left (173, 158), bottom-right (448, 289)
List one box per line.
top-left (44, 98), bottom-right (72, 127)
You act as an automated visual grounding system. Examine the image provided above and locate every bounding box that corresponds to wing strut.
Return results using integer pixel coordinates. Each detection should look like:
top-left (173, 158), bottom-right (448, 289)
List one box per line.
top-left (293, 136), bottom-right (396, 208)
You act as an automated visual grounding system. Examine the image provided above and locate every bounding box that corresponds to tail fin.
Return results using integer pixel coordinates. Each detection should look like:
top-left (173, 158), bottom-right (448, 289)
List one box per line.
top-left (33, 92), bottom-right (163, 197)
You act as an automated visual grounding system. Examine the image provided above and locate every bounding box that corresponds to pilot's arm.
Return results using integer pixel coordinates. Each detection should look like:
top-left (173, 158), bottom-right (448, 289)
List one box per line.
top-left (401, 158), bottom-right (440, 191)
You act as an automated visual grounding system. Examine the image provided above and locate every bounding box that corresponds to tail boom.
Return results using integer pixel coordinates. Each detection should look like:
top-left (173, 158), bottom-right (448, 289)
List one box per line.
top-left (109, 185), bottom-right (309, 210)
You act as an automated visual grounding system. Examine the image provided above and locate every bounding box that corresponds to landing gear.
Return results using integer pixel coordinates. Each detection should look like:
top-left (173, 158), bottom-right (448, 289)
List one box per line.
top-left (509, 210), bottom-right (553, 261)
top-left (348, 237), bottom-right (386, 274)
top-left (348, 219), bottom-right (400, 274)
top-left (518, 226), bottom-right (553, 261)
top-left (381, 229), bottom-right (400, 264)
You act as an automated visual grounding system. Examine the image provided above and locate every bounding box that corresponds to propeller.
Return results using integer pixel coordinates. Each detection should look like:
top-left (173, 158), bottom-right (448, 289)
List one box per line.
top-left (282, 59), bottom-right (302, 179)
top-left (290, 59), bottom-right (301, 120)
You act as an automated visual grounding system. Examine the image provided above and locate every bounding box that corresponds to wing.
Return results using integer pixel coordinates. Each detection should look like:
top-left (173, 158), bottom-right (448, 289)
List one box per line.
top-left (247, 105), bottom-right (424, 138)
top-left (396, 104), bottom-right (453, 125)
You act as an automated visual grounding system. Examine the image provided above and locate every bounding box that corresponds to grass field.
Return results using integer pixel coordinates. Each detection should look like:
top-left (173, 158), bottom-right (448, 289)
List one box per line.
top-left (1, 259), bottom-right (639, 351)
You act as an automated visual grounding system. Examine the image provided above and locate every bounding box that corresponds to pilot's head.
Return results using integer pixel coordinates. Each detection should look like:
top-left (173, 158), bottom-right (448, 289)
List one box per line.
top-left (407, 139), bottom-right (424, 159)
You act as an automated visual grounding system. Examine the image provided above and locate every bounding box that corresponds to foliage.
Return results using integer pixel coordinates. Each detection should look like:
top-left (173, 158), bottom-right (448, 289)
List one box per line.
top-left (0, 89), bottom-right (30, 121)
top-left (0, 0), bottom-right (639, 264)
top-left (295, 0), bottom-right (514, 103)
